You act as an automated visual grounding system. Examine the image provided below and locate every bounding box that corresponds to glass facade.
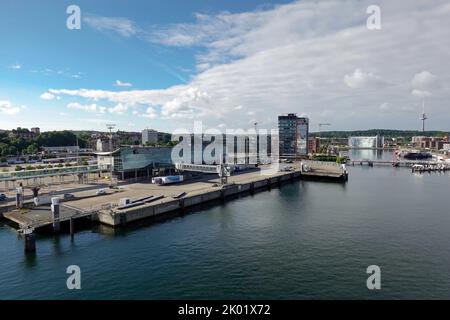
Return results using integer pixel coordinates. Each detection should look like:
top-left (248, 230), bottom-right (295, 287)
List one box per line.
top-left (348, 135), bottom-right (384, 149)
top-left (113, 147), bottom-right (173, 172)
top-left (278, 114), bottom-right (309, 157)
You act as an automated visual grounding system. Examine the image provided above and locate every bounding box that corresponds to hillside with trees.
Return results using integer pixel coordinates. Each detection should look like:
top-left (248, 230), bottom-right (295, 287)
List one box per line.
top-left (0, 129), bottom-right (88, 160)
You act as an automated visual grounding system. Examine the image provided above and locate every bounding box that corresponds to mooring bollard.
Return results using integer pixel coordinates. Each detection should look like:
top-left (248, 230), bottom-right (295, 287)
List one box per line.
top-left (51, 197), bottom-right (60, 233)
top-left (24, 228), bottom-right (36, 254)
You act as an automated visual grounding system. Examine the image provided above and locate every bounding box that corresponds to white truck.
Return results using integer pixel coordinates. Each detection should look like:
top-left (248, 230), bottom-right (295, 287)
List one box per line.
top-left (152, 175), bottom-right (184, 185)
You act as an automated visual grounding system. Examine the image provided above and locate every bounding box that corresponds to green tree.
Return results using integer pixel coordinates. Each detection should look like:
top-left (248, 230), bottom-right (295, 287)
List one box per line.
top-left (8, 146), bottom-right (18, 156)
top-left (36, 131), bottom-right (78, 147)
top-left (25, 143), bottom-right (38, 155)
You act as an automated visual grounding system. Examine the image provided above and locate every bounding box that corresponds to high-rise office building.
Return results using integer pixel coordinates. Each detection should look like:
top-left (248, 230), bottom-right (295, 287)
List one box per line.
top-left (278, 113), bottom-right (309, 158)
top-left (142, 129), bottom-right (158, 145)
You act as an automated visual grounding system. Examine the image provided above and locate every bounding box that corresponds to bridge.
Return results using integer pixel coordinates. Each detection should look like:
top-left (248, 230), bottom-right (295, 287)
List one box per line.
top-left (174, 163), bottom-right (232, 184)
top-left (174, 163), bottom-right (222, 174)
top-left (350, 159), bottom-right (445, 167)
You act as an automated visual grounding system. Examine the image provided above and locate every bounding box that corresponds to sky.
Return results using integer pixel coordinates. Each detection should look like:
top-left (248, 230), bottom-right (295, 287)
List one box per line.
top-left (0, 0), bottom-right (449, 133)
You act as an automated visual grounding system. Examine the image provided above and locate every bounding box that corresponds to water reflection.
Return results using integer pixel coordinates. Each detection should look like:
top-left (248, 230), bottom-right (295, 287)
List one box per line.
top-left (349, 149), bottom-right (389, 161)
top-left (23, 252), bottom-right (37, 268)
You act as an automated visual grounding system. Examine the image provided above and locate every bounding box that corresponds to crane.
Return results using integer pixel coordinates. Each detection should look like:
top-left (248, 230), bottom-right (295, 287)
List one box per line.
top-left (318, 123), bottom-right (331, 138)
top-left (317, 123), bottom-right (331, 154)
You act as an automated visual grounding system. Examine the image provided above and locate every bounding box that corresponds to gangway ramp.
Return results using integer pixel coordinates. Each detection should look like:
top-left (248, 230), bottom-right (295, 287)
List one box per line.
top-left (175, 163), bottom-right (221, 174)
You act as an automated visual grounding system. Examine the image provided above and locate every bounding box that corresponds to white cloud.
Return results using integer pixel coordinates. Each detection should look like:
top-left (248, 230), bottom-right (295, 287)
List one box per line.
top-left (40, 92), bottom-right (56, 100)
top-left (401, 106), bottom-right (415, 112)
top-left (48, 0), bottom-right (450, 130)
top-left (84, 15), bottom-right (139, 37)
top-left (67, 102), bottom-right (107, 113)
top-left (0, 101), bottom-right (21, 115)
top-left (344, 69), bottom-right (384, 89)
top-left (411, 71), bottom-right (436, 89)
top-left (142, 107), bottom-right (158, 119)
top-left (9, 64), bottom-right (21, 70)
top-left (411, 89), bottom-right (432, 98)
top-left (160, 87), bottom-right (211, 119)
top-left (114, 80), bottom-right (133, 87)
top-left (410, 71), bottom-right (437, 98)
top-left (379, 102), bottom-right (390, 111)
top-left (108, 103), bottom-right (128, 115)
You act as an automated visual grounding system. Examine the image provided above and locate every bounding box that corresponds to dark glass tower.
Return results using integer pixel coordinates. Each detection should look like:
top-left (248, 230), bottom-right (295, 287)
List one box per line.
top-left (278, 113), bottom-right (309, 158)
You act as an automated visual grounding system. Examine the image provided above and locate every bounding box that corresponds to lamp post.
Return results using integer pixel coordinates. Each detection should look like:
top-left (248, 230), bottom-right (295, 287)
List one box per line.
top-left (106, 123), bottom-right (116, 186)
top-left (254, 122), bottom-right (259, 165)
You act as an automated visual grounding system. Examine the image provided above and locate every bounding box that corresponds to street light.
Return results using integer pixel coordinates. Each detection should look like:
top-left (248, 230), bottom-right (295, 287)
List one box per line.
top-left (254, 122), bottom-right (259, 165)
top-left (106, 123), bottom-right (116, 186)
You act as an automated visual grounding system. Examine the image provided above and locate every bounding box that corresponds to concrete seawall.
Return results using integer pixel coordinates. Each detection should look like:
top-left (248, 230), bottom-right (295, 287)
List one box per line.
top-left (2, 164), bottom-right (347, 231)
top-left (97, 171), bottom-right (301, 227)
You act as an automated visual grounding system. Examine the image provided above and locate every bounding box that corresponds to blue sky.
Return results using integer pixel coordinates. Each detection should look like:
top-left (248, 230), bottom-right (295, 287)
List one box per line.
top-left (1, 0), bottom-right (449, 133)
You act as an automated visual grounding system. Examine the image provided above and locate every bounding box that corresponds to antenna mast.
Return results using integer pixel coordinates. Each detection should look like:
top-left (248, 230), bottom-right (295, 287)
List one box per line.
top-left (420, 100), bottom-right (427, 133)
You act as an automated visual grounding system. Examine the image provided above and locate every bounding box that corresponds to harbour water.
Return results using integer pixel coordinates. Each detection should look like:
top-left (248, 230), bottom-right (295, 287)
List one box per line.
top-left (1, 151), bottom-right (450, 299)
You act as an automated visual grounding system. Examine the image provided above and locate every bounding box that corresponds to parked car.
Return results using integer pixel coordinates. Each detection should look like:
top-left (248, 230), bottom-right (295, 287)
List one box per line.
top-left (96, 188), bottom-right (106, 195)
top-left (63, 193), bottom-right (75, 200)
top-left (0, 193), bottom-right (7, 202)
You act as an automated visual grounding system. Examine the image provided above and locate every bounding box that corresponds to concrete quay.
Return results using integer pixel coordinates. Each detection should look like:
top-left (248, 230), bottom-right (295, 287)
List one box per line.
top-left (96, 169), bottom-right (302, 227)
top-left (2, 162), bottom-right (348, 231)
